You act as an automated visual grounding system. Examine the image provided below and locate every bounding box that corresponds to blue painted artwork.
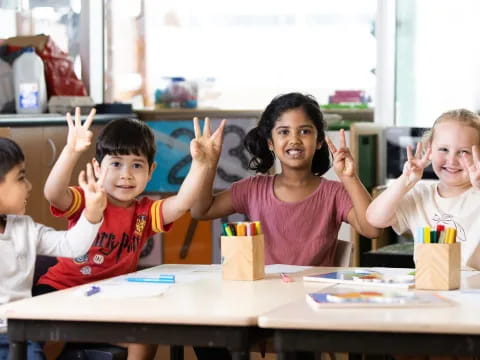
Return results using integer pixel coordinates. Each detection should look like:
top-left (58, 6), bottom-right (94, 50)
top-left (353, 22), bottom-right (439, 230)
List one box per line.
top-left (145, 118), bottom-right (256, 192)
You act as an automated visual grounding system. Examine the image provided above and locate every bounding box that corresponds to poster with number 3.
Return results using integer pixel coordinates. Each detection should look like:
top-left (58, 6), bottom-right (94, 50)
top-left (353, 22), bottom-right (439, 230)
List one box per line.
top-left (145, 118), bottom-right (257, 192)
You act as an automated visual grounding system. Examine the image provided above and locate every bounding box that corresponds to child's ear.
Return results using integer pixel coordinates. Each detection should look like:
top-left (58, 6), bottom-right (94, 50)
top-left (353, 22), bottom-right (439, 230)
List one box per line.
top-left (148, 162), bottom-right (157, 180)
top-left (92, 158), bottom-right (101, 178)
top-left (267, 139), bottom-right (273, 151)
top-left (317, 140), bottom-right (323, 150)
top-left (427, 144), bottom-right (433, 161)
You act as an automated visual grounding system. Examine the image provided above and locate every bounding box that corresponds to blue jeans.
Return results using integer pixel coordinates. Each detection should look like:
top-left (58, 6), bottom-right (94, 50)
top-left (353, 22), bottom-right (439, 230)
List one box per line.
top-left (0, 334), bottom-right (45, 360)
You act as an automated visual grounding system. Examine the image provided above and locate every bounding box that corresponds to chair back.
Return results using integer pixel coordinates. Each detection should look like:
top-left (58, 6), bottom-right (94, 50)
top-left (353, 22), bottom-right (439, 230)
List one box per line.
top-left (334, 239), bottom-right (353, 267)
top-left (33, 255), bottom-right (58, 286)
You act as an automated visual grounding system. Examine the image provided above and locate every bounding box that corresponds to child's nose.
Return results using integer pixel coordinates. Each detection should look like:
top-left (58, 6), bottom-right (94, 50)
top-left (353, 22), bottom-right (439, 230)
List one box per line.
top-left (120, 168), bottom-right (133, 179)
top-left (448, 152), bottom-right (460, 164)
top-left (289, 133), bottom-right (301, 143)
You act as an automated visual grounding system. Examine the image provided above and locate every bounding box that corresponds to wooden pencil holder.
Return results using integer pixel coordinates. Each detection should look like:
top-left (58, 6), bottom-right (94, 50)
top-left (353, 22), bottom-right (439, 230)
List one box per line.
top-left (221, 234), bottom-right (265, 281)
top-left (415, 242), bottom-right (461, 290)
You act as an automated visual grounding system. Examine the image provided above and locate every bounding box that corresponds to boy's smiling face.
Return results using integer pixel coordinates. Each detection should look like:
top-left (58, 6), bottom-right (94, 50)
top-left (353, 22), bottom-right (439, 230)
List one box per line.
top-left (0, 162), bottom-right (32, 215)
top-left (94, 154), bottom-right (156, 207)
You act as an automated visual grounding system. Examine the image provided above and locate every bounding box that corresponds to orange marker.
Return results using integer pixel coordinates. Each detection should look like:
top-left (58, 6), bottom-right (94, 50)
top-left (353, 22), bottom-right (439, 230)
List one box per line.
top-left (237, 223), bottom-right (246, 236)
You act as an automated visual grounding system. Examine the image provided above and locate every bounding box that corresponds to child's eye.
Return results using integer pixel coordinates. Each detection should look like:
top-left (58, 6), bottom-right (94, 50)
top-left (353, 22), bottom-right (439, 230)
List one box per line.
top-left (278, 130), bottom-right (289, 135)
top-left (132, 163), bottom-right (143, 169)
top-left (460, 150), bottom-right (471, 155)
top-left (110, 161), bottom-right (121, 167)
top-left (300, 129), bottom-right (312, 135)
top-left (438, 147), bottom-right (448, 152)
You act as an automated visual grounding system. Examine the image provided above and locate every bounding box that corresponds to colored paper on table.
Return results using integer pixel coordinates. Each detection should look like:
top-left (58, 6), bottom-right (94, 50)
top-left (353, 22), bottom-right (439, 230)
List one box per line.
top-left (306, 287), bottom-right (453, 309)
top-left (303, 269), bottom-right (415, 289)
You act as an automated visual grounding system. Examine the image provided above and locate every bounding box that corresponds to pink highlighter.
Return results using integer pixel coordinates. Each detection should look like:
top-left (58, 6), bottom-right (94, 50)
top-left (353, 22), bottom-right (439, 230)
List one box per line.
top-left (280, 273), bottom-right (294, 283)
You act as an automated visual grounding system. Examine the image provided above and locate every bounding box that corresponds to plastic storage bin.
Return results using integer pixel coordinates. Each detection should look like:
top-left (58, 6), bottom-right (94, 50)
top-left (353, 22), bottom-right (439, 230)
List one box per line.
top-left (13, 47), bottom-right (47, 114)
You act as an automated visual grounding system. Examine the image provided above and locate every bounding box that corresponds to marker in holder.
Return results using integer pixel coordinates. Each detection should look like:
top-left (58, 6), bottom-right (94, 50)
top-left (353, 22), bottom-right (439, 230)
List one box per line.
top-left (221, 221), bottom-right (265, 281)
top-left (415, 226), bottom-right (460, 290)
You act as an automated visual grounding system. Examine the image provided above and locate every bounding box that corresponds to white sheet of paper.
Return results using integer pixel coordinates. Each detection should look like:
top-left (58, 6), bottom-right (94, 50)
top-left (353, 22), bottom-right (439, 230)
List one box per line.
top-left (265, 264), bottom-right (312, 274)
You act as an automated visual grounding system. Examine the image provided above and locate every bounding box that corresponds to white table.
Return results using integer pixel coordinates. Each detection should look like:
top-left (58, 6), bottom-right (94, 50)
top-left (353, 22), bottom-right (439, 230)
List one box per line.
top-left (258, 269), bottom-right (480, 359)
top-left (5, 264), bottom-right (316, 360)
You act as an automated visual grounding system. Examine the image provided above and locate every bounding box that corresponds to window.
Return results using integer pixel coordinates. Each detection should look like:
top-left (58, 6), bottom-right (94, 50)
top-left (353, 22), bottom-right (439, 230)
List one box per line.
top-left (395, 0), bottom-right (480, 126)
top-left (0, 0), bottom-right (83, 78)
top-left (105, 0), bottom-right (377, 109)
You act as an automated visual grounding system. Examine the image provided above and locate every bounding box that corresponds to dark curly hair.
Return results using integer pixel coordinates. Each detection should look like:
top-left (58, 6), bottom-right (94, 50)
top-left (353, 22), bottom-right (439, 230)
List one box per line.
top-left (0, 137), bottom-right (25, 183)
top-left (96, 118), bottom-right (157, 166)
top-left (244, 92), bottom-right (330, 175)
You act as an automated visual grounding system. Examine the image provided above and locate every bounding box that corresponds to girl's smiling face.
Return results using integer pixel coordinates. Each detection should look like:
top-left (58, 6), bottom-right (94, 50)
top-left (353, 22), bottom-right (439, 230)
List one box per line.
top-left (268, 108), bottom-right (322, 171)
top-left (430, 120), bottom-right (480, 196)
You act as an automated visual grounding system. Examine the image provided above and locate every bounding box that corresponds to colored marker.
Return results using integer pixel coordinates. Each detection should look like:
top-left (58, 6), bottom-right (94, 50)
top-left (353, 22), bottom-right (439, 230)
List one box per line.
top-left (254, 221), bottom-right (262, 235)
top-left (85, 285), bottom-right (101, 296)
top-left (438, 230), bottom-right (446, 244)
top-left (228, 223), bottom-right (237, 236)
top-left (280, 273), bottom-right (294, 283)
top-left (223, 223), bottom-right (233, 236)
top-left (424, 226), bottom-right (431, 243)
top-left (246, 222), bottom-right (256, 236)
top-left (237, 223), bottom-right (246, 236)
top-left (450, 228), bottom-right (457, 243)
top-left (415, 227), bottom-right (424, 243)
top-left (126, 274), bottom-right (175, 284)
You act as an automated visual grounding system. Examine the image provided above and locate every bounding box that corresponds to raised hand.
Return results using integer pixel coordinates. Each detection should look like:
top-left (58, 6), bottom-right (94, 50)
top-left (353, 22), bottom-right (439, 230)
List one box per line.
top-left (325, 129), bottom-right (356, 179)
top-left (66, 107), bottom-right (96, 153)
top-left (79, 162), bottom-right (107, 223)
top-left (402, 142), bottom-right (431, 186)
top-left (190, 117), bottom-right (226, 167)
top-left (460, 145), bottom-right (480, 189)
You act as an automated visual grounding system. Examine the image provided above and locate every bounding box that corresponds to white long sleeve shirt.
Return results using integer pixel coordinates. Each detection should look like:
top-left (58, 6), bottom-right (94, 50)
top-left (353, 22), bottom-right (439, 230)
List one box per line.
top-left (0, 211), bottom-right (102, 305)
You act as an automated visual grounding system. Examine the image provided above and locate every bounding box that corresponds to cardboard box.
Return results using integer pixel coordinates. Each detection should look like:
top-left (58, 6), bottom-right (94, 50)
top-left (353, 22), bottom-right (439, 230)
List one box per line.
top-left (221, 234), bottom-right (265, 281)
top-left (415, 242), bottom-right (460, 290)
top-left (3, 35), bottom-right (49, 52)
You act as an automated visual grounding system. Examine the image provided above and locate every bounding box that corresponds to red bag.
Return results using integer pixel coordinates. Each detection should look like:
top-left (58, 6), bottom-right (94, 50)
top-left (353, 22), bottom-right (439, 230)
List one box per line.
top-left (5, 34), bottom-right (87, 97)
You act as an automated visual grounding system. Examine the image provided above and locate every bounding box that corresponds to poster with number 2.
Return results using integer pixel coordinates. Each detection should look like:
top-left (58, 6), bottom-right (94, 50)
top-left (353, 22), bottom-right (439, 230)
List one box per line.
top-left (145, 118), bottom-right (257, 192)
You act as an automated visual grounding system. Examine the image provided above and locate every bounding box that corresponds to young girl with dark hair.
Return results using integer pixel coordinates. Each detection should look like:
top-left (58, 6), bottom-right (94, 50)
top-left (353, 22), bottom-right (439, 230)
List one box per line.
top-left (192, 92), bottom-right (380, 266)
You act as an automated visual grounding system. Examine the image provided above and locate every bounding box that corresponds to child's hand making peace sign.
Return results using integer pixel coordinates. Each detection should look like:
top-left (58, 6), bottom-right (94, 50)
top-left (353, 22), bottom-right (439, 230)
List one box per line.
top-left (65, 107), bottom-right (96, 154)
top-left (190, 117), bottom-right (226, 168)
top-left (402, 142), bottom-right (431, 187)
top-left (460, 145), bottom-right (480, 189)
top-left (325, 129), bottom-right (356, 180)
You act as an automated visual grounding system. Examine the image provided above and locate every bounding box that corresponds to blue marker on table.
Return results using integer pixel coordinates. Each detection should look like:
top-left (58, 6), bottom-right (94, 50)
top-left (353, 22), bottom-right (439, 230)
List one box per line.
top-left (126, 274), bottom-right (175, 284)
top-left (85, 285), bottom-right (101, 296)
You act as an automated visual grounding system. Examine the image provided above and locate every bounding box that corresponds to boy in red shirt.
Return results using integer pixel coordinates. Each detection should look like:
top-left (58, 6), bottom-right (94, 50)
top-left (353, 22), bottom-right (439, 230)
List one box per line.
top-left (35, 108), bottom-right (225, 359)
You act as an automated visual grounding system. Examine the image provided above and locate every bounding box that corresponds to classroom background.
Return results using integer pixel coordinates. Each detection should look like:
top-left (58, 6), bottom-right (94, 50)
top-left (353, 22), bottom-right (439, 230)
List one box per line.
top-left (2, 1), bottom-right (480, 359)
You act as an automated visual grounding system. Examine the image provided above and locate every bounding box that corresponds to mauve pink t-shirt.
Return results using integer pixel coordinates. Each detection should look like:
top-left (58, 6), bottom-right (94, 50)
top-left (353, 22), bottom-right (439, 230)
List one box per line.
top-left (231, 175), bottom-right (353, 266)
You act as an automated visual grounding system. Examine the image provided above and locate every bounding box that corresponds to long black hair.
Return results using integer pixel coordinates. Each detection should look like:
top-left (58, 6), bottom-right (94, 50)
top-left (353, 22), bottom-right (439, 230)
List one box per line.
top-left (244, 92), bottom-right (330, 175)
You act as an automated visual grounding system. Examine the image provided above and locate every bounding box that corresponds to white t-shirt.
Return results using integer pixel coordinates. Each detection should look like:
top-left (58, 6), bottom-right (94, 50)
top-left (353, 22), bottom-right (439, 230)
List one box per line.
top-left (0, 212), bottom-right (102, 305)
top-left (393, 182), bottom-right (480, 269)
